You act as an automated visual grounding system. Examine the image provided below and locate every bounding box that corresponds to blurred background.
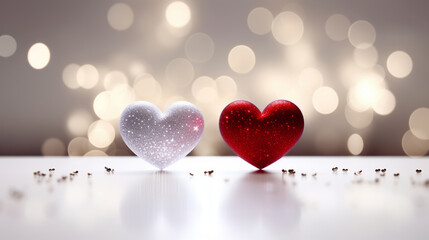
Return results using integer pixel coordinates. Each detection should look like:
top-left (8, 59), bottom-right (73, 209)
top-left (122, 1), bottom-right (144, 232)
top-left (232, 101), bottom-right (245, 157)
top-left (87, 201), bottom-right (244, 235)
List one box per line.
top-left (0, 0), bottom-right (428, 156)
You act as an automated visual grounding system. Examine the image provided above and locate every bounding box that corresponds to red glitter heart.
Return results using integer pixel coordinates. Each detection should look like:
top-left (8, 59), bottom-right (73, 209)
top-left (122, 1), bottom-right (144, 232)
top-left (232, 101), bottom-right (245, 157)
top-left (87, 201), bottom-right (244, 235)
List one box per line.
top-left (219, 100), bottom-right (304, 169)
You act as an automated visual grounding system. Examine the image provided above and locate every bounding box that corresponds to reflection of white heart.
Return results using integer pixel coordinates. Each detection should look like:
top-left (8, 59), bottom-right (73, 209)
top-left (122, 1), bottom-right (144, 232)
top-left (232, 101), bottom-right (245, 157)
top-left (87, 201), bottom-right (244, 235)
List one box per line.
top-left (120, 101), bottom-right (204, 169)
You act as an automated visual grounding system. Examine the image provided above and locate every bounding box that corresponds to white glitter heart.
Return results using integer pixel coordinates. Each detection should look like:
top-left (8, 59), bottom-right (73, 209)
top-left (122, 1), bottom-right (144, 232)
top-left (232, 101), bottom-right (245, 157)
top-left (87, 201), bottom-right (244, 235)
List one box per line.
top-left (119, 101), bottom-right (204, 169)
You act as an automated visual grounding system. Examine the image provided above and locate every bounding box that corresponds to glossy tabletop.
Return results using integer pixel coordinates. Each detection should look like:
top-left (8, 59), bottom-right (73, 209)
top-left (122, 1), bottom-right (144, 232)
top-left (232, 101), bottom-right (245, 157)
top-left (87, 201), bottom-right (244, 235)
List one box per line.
top-left (0, 156), bottom-right (428, 240)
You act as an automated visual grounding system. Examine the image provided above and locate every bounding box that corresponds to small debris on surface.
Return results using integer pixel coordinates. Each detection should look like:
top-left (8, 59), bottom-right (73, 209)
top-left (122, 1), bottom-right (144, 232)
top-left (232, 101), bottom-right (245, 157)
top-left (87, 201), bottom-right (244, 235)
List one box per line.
top-left (416, 169), bottom-right (422, 173)
top-left (73, 171), bottom-right (79, 174)
top-left (394, 173), bottom-right (400, 177)
top-left (358, 170), bottom-right (363, 174)
top-left (87, 173), bottom-right (92, 176)
top-left (288, 169), bottom-right (296, 175)
top-left (342, 168), bottom-right (348, 172)
top-left (208, 170), bottom-right (214, 175)
top-left (312, 173), bottom-right (317, 177)
top-left (381, 169), bottom-right (387, 172)
top-left (105, 166), bottom-right (114, 173)
top-left (189, 173), bottom-right (194, 176)
top-left (375, 169), bottom-right (381, 172)
top-left (281, 169), bottom-right (287, 173)
top-left (49, 168), bottom-right (55, 172)
top-left (204, 171), bottom-right (207, 175)
top-left (332, 167), bottom-right (338, 172)
top-left (301, 173), bottom-right (307, 177)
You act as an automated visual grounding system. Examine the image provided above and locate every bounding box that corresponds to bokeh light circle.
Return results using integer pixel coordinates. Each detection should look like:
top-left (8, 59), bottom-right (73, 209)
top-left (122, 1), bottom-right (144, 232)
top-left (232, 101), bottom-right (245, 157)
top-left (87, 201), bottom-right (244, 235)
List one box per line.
top-left (67, 109), bottom-right (93, 136)
top-left (247, 7), bottom-right (273, 35)
top-left (0, 35), bottom-right (17, 57)
top-left (409, 108), bottom-right (429, 140)
top-left (104, 71), bottom-right (128, 90)
top-left (68, 137), bottom-right (91, 156)
top-left (41, 138), bottom-right (66, 156)
top-left (345, 106), bottom-right (373, 129)
top-left (134, 73), bottom-right (162, 104)
top-left (325, 14), bottom-right (350, 41)
top-left (87, 120), bottom-right (115, 148)
top-left (27, 42), bottom-right (50, 69)
top-left (165, 1), bottom-right (191, 28)
top-left (347, 133), bottom-right (364, 155)
top-left (107, 3), bottom-right (134, 31)
top-left (77, 64), bottom-right (99, 89)
top-left (192, 76), bottom-right (217, 103)
top-left (312, 86), bottom-right (339, 114)
top-left (372, 89), bottom-right (396, 115)
top-left (348, 20), bottom-right (376, 49)
top-left (228, 45), bottom-right (256, 74)
top-left (386, 51), bottom-right (413, 78)
top-left (62, 64), bottom-right (80, 89)
top-left (271, 11), bottom-right (304, 45)
top-left (402, 130), bottom-right (429, 157)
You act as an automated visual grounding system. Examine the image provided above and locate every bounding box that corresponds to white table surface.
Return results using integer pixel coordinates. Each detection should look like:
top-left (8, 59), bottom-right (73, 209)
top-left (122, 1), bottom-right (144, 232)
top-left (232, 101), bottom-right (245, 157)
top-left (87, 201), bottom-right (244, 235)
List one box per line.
top-left (0, 156), bottom-right (428, 240)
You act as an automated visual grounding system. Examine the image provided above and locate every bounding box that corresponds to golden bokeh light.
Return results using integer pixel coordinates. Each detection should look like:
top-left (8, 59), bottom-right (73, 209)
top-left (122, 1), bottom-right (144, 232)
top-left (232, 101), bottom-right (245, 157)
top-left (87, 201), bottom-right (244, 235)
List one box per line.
top-left (185, 33), bottom-right (215, 63)
top-left (104, 71), bottom-right (128, 90)
top-left (353, 46), bottom-right (378, 68)
top-left (247, 7), bottom-right (273, 35)
top-left (62, 64), bottom-right (80, 89)
top-left (107, 3), bottom-right (134, 31)
top-left (128, 61), bottom-right (146, 78)
top-left (0, 34), bottom-right (17, 57)
top-left (386, 50), bottom-right (413, 78)
top-left (345, 106), bottom-right (374, 129)
top-left (76, 64), bottom-right (99, 89)
top-left (347, 75), bottom-right (385, 112)
top-left (228, 45), bottom-right (256, 74)
top-left (87, 120), bottom-right (115, 148)
top-left (67, 109), bottom-right (93, 136)
top-left (134, 73), bottom-right (162, 104)
top-left (165, 1), bottom-right (191, 28)
top-left (372, 89), bottom-right (396, 115)
top-left (67, 137), bottom-right (91, 156)
top-left (84, 150), bottom-right (108, 156)
top-left (93, 85), bottom-right (135, 120)
top-left (192, 76), bottom-right (217, 103)
top-left (216, 75), bottom-right (237, 102)
top-left (41, 138), bottom-right (66, 156)
top-left (299, 67), bottom-right (324, 90)
top-left (312, 86), bottom-right (339, 115)
top-left (409, 108), bottom-right (429, 140)
top-left (347, 133), bottom-right (364, 155)
top-left (348, 20), bottom-right (376, 49)
top-left (271, 11), bottom-right (304, 45)
top-left (165, 58), bottom-right (195, 87)
top-left (325, 14), bottom-right (350, 41)
top-left (402, 130), bottom-right (429, 157)
top-left (27, 42), bottom-right (50, 69)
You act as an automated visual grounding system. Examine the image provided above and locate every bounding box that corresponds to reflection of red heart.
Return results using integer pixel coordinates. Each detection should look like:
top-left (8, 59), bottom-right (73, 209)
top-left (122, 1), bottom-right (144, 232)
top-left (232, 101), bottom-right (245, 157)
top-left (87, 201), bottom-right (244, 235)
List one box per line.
top-left (219, 100), bottom-right (304, 169)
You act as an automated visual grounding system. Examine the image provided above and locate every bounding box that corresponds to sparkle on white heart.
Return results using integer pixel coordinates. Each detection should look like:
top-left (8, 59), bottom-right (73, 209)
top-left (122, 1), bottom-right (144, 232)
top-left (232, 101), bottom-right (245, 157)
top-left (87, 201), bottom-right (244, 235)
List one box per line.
top-left (120, 101), bottom-right (204, 169)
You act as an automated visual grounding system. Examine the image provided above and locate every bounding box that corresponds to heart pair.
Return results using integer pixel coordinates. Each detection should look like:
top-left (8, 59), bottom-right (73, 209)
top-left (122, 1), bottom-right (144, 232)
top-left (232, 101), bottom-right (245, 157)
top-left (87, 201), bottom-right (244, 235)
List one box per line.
top-left (120, 100), bottom-right (304, 170)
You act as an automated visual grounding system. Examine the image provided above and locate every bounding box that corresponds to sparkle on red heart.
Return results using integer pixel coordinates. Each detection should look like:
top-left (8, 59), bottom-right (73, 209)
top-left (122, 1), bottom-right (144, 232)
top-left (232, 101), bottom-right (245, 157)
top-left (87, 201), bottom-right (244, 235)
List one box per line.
top-left (219, 100), bottom-right (304, 169)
